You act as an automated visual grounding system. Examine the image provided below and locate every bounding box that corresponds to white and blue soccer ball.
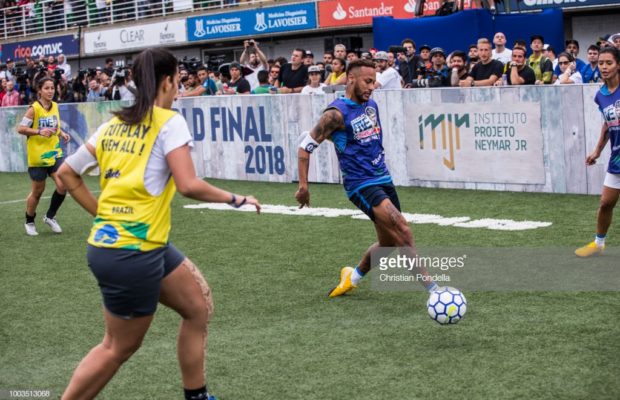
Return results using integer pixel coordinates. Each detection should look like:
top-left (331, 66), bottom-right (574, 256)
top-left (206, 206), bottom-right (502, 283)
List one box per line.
top-left (427, 287), bottom-right (467, 324)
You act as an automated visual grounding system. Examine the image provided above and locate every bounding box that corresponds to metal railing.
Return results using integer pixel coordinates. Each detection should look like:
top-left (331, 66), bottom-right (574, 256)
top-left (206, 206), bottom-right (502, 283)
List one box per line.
top-left (0, 0), bottom-right (274, 41)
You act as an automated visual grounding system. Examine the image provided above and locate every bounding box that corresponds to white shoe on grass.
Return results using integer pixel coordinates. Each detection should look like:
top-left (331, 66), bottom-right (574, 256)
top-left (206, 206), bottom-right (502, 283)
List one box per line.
top-left (43, 217), bottom-right (62, 233)
top-left (25, 223), bottom-right (38, 236)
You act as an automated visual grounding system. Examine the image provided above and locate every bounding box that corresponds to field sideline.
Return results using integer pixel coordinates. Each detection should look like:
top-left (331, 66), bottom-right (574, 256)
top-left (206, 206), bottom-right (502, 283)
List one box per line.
top-left (0, 172), bottom-right (618, 399)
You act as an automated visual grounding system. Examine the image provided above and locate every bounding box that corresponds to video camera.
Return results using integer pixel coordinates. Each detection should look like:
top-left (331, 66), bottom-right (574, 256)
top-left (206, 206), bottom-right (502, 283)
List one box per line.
top-left (389, 45), bottom-right (407, 55)
top-left (408, 75), bottom-right (444, 88)
top-left (178, 56), bottom-right (202, 73)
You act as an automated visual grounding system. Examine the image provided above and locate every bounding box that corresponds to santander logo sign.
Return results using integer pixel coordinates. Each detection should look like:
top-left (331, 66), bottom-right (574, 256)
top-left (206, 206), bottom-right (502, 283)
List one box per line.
top-left (319, 0), bottom-right (427, 27)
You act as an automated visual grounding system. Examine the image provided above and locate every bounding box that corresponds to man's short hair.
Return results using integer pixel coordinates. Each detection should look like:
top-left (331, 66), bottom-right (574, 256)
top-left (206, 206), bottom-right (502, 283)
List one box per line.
top-left (512, 46), bottom-right (526, 55)
top-left (477, 38), bottom-right (491, 47)
top-left (346, 59), bottom-right (375, 76)
top-left (105, 57), bottom-right (114, 64)
top-left (401, 38), bottom-right (416, 49)
top-left (293, 48), bottom-right (305, 56)
top-left (514, 39), bottom-right (528, 49)
top-left (451, 50), bottom-right (467, 61)
top-left (334, 44), bottom-right (346, 52)
top-left (197, 66), bottom-right (208, 73)
top-left (468, 44), bottom-right (478, 50)
top-left (587, 44), bottom-right (600, 52)
top-left (565, 39), bottom-right (579, 49)
top-left (257, 70), bottom-right (269, 84)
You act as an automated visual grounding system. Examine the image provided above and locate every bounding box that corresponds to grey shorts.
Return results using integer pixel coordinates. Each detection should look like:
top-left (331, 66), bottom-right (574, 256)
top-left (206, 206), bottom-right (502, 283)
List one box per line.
top-left (87, 244), bottom-right (185, 319)
top-left (28, 157), bottom-right (64, 182)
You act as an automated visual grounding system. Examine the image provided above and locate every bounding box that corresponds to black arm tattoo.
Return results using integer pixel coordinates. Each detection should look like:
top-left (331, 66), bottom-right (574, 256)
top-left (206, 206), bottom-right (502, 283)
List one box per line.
top-left (310, 108), bottom-right (345, 143)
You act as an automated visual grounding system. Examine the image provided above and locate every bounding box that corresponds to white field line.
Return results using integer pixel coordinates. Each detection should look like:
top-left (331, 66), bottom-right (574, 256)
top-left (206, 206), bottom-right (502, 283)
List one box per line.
top-left (0, 191), bottom-right (101, 205)
top-left (184, 203), bottom-right (552, 231)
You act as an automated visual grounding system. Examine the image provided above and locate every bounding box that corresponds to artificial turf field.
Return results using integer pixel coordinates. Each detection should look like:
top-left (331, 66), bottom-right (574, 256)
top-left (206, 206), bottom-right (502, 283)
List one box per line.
top-left (0, 172), bottom-right (618, 399)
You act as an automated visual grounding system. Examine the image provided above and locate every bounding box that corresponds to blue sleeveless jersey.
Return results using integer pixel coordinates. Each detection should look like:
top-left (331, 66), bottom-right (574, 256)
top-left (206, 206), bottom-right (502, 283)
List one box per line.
top-left (595, 85), bottom-right (620, 174)
top-left (327, 97), bottom-right (392, 195)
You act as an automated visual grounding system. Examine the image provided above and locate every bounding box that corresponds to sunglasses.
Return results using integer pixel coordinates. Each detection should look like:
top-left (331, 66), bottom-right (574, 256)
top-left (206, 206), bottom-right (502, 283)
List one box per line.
top-left (558, 61), bottom-right (570, 65)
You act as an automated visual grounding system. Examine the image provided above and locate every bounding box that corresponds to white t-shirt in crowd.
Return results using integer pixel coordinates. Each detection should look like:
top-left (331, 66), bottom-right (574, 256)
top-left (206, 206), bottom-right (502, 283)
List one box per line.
top-left (70, 113), bottom-right (194, 196)
top-left (553, 71), bottom-right (583, 85)
top-left (301, 84), bottom-right (327, 95)
top-left (492, 48), bottom-right (512, 65)
top-left (243, 64), bottom-right (265, 90)
top-left (376, 67), bottom-right (402, 90)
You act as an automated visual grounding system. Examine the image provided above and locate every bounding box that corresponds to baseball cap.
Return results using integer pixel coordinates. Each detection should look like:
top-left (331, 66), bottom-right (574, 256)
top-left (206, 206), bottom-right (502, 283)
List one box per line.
top-left (610, 33), bottom-right (620, 43)
top-left (530, 34), bottom-right (544, 44)
top-left (373, 51), bottom-right (389, 61)
top-left (419, 44), bottom-right (431, 51)
top-left (305, 50), bottom-right (314, 58)
top-left (6, 58), bottom-right (12, 63)
top-left (430, 47), bottom-right (445, 57)
top-left (308, 65), bottom-right (321, 74)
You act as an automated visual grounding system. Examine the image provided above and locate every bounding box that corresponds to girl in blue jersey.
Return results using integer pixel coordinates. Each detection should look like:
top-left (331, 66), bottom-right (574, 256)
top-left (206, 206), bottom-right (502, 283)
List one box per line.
top-left (576, 47), bottom-right (620, 257)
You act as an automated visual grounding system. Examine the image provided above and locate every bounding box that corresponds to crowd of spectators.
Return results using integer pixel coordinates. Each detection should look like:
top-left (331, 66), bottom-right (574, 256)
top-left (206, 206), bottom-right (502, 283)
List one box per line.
top-left (1, 32), bottom-right (619, 107)
top-left (0, 55), bottom-right (136, 106)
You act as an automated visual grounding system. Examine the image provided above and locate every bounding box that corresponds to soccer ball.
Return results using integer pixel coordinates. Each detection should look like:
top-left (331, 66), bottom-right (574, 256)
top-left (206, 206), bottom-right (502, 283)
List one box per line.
top-left (427, 287), bottom-right (467, 324)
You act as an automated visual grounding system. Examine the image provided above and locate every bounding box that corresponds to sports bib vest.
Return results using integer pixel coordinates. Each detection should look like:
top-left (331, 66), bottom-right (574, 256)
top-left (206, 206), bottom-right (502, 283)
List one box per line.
top-left (28, 101), bottom-right (62, 167)
top-left (88, 107), bottom-right (177, 251)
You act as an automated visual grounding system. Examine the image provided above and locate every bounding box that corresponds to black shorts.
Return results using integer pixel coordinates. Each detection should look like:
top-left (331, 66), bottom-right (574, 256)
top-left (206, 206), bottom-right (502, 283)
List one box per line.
top-left (349, 183), bottom-right (401, 221)
top-left (87, 243), bottom-right (185, 319)
top-left (28, 158), bottom-right (64, 182)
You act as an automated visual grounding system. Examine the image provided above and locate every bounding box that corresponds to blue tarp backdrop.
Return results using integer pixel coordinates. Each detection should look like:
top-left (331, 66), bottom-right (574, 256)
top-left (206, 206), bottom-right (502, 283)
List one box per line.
top-left (373, 9), bottom-right (564, 57)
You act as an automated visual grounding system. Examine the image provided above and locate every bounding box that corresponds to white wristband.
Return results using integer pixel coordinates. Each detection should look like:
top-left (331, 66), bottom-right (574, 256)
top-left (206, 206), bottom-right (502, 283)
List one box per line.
top-left (299, 131), bottom-right (319, 153)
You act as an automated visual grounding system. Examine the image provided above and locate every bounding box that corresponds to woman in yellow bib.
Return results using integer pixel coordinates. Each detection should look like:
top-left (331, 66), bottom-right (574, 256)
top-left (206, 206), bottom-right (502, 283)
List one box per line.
top-left (58, 49), bottom-right (261, 400)
top-left (17, 77), bottom-right (70, 236)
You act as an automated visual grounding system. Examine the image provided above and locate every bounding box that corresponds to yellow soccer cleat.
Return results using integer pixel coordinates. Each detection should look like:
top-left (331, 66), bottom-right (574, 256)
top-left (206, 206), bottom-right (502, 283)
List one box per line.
top-left (328, 266), bottom-right (357, 298)
top-left (575, 241), bottom-right (605, 257)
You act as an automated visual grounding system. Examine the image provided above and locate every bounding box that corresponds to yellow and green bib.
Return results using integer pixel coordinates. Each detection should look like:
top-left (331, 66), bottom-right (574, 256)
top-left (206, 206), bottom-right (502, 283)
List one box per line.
top-left (28, 101), bottom-right (61, 167)
top-left (88, 107), bottom-right (178, 251)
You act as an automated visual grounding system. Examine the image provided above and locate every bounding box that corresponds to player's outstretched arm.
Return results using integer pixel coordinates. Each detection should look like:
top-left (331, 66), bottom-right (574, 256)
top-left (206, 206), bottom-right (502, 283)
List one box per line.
top-left (295, 109), bottom-right (344, 208)
top-left (167, 144), bottom-right (261, 213)
top-left (58, 143), bottom-right (99, 216)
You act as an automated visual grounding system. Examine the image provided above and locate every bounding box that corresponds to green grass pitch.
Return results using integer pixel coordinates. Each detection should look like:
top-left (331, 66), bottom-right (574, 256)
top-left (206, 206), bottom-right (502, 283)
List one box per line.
top-left (0, 172), bottom-right (618, 399)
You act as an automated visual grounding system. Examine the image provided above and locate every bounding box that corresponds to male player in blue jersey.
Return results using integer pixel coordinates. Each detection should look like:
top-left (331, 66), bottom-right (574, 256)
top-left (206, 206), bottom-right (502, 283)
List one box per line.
top-left (295, 59), bottom-right (438, 297)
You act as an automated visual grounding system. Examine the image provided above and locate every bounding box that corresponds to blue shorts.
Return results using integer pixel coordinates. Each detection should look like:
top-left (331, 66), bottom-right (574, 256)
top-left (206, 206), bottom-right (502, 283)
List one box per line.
top-left (87, 244), bottom-right (185, 319)
top-left (28, 157), bottom-right (64, 182)
top-left (348, 183), bottom-right (401, 221)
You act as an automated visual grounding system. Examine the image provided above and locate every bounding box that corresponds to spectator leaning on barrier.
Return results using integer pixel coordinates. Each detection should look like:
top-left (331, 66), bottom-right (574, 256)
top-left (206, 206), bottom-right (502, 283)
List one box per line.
top-left (492, 32), bottom-right (512, 64)
top-left (301, 65), bottom-right (326, 95)
top-left (223, 62), bottom-right (251, 95)
top-left (276, 48), bottom-right (308, 94)
top-left (426, 47), bottom-right (450, 87)
top-left (325, 57), bottom-right (346, 86)
top-left (240, 39), bottom-right (268, 91)
top-left (178, 66), bottom-right (216, 97)
top-left (581, 45), bottom-right (601, 83)
top-left (251, 70), bottom-right (278, 94)
top-left (553, 39), bottom-right (586, 83)
top-left (462, 39), bottom-right (504, 87)
top-left (450, 51), bottom-right (470, 87)
top-left (399, 39), bottom-right (424, 87)
top-left (501, 46), bottom-right (536, 86)
top-left (374, 51), bottom-right (402, 90)
top-left (528, 35), bottom-right (553, 84)
top-left (554, 52), bottom-right (583, 85)
top-left (268, 64), bottom-right (280, 86)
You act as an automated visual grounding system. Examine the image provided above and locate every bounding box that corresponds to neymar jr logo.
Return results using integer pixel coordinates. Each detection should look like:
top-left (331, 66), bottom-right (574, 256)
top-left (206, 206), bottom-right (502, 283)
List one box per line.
top-left (418, 113), bottom-right (470, 170)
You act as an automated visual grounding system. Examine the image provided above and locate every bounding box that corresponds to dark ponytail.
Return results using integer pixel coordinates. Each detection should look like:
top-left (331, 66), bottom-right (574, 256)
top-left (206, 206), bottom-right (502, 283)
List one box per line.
top-left (112, 48), bottom-right (177, 125)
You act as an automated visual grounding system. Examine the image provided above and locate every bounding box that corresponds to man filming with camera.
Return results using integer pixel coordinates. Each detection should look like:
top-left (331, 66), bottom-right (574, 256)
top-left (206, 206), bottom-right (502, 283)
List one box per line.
top-left (240, 39), bottom-right (268, 91)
